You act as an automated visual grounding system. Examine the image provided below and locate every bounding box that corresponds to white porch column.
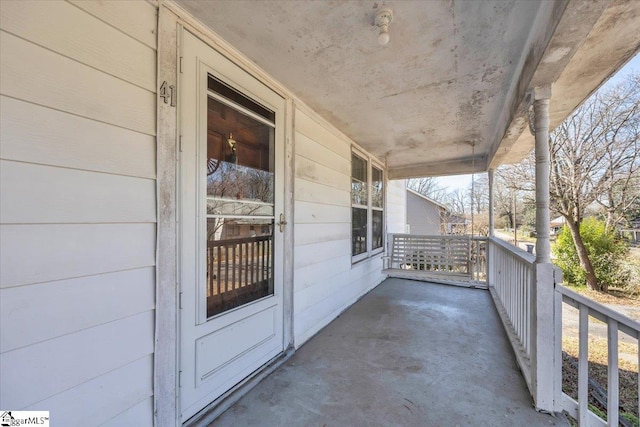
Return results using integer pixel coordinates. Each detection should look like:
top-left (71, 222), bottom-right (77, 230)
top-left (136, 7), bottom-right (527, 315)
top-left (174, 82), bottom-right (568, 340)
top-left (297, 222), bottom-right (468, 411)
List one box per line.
top-left (534, 87), bottom-right (552, 263)
top-left (488, 168), bottom-right (495, 238)
top-left (531, 85), bottom-right (559, 413)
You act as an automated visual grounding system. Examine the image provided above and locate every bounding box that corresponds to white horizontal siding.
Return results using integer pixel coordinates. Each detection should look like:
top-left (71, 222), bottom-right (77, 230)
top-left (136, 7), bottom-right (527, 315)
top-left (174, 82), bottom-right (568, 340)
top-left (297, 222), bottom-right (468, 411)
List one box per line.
top-left (295, 132), bottom-right (350, 176)
top-left (294, 201), bottom-right (350, 224)
top-left (0, 1), bottom-right (157, 422)
top-left (101, 397), bottom-right (154, 427)
top-left (0, 97), bottom-right (156, 179)
top-left (294, 238), bottom-right (352, 270)
top-left (0, 161), bottom-right (156, 224)
top-left (0, 0), bottom-right (156, 91)
top-left (69, 0), bottom-right (157, 50)
top-left (295, 178), bottom-right (350, 206)
top-left (295, 263), bottom-right (361, 312)
top-left (294, 223), bottom-right (350, 247)
top-left (295, 110), bottom-right (351, 161)
top-left (0, 223), bottom-right (156, 288)
top-left (1, 268), bottom-right (155, 352)
top-left (1, 311), bottom-right (154, 409)
top-left (26, 356), bottom-right (153, 427)
top-left (295, 155), bottom-right (350, 190)
top-left (294, 254), bottom-right (353, 293)
top-left (0, 30), bottom-right (155, 135)
top-left (293, 107), bottom-right (391, 347)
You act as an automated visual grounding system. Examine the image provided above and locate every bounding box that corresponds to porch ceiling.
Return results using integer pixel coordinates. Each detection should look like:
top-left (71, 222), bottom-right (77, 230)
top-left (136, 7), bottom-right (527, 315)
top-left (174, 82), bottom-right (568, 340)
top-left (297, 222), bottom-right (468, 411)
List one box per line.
top-left (175, 0), bottom-right (640, 179)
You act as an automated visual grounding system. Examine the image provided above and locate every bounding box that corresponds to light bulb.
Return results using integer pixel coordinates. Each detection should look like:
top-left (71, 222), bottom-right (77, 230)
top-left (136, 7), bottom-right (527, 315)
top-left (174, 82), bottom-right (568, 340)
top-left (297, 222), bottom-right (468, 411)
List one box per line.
top-left (375, 8), bottom-right (393, 46)
top-left (378, 30), bottom-right (390, 46)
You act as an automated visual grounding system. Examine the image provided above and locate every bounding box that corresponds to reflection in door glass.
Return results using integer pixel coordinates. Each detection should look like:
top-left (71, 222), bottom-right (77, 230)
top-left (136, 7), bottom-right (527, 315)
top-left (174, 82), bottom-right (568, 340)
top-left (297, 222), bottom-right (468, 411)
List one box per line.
top-left (205, 76), bottom-right (275, 318)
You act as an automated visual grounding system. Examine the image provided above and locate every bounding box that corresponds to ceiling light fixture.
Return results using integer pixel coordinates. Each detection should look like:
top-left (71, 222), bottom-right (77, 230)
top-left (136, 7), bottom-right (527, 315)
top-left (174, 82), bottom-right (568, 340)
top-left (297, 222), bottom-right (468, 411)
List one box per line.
top-left (375, 7), bottom-right (393, 46)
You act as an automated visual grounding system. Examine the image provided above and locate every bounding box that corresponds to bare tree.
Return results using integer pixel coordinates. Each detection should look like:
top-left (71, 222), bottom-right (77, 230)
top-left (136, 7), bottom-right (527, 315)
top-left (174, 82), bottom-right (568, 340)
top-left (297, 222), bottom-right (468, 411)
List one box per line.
top-left (446, 188), bottom-right (468, 215)
top-left (407, 177), bottom-right (448, 202)
top-left (495, 159), bottom-right (536, 230)
top-left (469, 174), bottom-right (489, 214)
top-left (549, 73), bottom-right (640, 291)
top-left (594, 74), bottom-right (640, 229)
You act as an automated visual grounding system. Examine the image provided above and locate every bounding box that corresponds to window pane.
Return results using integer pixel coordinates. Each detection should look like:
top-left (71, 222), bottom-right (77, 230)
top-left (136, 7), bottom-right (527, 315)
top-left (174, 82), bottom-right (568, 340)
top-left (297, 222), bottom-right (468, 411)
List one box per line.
top-left (372, 166), bottom-right (383, 208)
top-left (372, 210), bottom-right (383, 250)
top-left (351, 153), bottom-right (368, 205)
top-left (352, 207), bottom-right (367, 256)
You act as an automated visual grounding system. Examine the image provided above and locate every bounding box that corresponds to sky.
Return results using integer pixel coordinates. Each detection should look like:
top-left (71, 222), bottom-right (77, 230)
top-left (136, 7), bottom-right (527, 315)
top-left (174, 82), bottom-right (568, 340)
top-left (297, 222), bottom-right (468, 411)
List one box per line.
top-left (435, 52), bottom-right (640, 192)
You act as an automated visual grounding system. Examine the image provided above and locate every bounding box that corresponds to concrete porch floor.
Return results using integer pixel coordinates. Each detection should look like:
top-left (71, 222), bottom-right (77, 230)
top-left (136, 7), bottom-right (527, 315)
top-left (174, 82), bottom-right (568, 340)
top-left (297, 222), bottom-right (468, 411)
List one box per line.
top-left (211, 278), bottom-right (567, 426)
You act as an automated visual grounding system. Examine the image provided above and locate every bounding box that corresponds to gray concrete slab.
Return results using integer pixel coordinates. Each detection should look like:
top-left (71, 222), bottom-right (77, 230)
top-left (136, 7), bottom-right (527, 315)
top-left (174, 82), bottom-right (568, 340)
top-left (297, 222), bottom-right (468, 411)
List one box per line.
top-left (211, 278), bottom-right (567, 426)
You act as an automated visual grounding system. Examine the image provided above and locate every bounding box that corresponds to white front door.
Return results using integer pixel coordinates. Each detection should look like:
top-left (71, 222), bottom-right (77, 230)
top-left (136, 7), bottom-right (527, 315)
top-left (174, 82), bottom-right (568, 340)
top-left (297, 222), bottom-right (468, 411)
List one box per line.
top-left (179, 30), bottom-right (285, 422)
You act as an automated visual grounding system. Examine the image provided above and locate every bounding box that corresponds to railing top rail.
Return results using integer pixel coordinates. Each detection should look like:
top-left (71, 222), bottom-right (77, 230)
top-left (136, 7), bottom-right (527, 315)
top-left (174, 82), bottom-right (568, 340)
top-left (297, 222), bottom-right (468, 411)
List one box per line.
top-left (207, 235), bottom-right (272, 247)
top-left (390, 233), bottom-right (470, 240)
top-left (388, 233), bottom-right (488, 243)
top-left (557, 285), bottom-right (640, 338)
top-left (488, 236), bottom-right (535, 265)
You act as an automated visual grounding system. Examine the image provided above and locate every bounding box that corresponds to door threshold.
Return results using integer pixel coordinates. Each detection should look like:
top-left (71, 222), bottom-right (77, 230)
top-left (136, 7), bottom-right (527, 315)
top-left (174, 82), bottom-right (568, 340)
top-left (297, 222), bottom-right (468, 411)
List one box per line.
top-left (184, 348), bottom-right (295, 427)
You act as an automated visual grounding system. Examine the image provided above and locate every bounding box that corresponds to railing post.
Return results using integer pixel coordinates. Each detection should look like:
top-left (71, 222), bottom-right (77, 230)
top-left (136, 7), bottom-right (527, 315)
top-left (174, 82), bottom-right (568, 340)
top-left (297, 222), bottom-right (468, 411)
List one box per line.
top-left (531, 85), bottom-right (560, 413)
top-left (385, 233), bottom-right (394, 269)
top-left (553, 267), bottom-right (563, 411)
top-left (486, 237), bottom-right (493, 288)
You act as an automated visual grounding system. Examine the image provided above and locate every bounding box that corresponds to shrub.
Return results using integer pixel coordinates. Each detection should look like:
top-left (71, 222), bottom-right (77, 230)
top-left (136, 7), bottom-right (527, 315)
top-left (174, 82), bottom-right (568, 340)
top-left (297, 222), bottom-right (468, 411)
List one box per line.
top-left (553, 217), bottom-right (629, 289)
top-left (619, 252), bottom-right (640, 296)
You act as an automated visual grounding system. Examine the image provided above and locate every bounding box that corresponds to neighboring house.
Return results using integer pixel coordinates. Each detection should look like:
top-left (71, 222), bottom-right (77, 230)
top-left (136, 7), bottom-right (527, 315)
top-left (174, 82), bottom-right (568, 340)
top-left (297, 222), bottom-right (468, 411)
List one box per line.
top-left (1, 1), bottom-right (638, 426)
top-left (445, 213), bottom-right (471, 235)
top-left (550, 216), bottom-right (567, 235)
top-left (405, 189), bottom-right (447, 235)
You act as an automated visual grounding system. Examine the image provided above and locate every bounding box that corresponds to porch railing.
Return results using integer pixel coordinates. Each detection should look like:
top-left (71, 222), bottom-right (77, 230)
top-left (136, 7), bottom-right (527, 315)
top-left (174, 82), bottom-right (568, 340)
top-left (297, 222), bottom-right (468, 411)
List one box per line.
top-left (486, 236), bottom-right (535, 389)
top-left (556, 285), bottom-right (640, 426)
top-left (383, 233), bottom-right (487, 287)
top-left (206, 234), bottom-right (273, 317)
top-left (207, 234), bottom-right (272, 297)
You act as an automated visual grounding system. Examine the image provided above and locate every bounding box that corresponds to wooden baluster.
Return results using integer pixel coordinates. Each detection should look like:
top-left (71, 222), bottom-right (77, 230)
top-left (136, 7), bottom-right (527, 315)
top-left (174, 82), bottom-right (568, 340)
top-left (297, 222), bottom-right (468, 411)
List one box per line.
top-left (225, 245), bottom-right (229, 294)
top-left (238, 242), bottom-right (242, 290)
top-left (233, 244), bottom-right (237, 290)
top-left (217, 245), bottom-right (222, 298)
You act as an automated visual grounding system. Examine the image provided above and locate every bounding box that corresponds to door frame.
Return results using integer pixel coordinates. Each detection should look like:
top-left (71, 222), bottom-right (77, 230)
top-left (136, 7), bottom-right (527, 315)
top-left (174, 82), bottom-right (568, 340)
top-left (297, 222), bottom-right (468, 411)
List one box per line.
top-left (155, 4), bottom-right (295, 426)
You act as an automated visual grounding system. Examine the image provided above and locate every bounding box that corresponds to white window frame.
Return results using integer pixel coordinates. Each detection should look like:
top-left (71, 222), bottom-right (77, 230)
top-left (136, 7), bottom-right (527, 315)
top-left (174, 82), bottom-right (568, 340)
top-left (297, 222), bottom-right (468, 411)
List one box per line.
top-left (351, 148), bottom-right (385, 263)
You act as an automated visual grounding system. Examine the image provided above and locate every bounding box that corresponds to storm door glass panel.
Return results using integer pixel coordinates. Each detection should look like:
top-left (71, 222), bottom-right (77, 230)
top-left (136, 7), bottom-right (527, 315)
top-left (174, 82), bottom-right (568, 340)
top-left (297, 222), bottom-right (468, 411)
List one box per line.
top-left (205, 75), bottom-right (275, 318)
